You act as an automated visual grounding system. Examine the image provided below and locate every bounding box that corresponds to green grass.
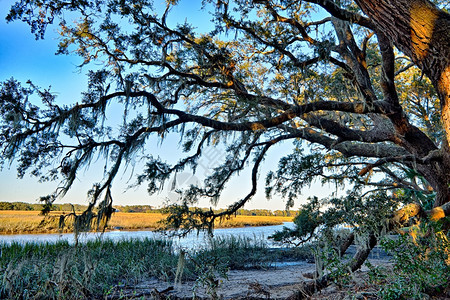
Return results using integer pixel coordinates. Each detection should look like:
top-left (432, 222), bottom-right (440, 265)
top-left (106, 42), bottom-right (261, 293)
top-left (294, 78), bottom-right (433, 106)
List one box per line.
top-left (196, 235), bottom-right (276, 270)
top-left (1, 238), bottom-right (179, 299)
top-left (0, 236), bottom-right (314, 299)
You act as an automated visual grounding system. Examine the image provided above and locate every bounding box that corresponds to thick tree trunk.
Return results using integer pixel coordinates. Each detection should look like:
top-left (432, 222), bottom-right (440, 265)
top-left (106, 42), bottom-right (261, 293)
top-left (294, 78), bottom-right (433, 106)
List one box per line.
top-left (354, 0), bottom-right (450, 207)
top-left (417, 159), bottom-right (450, 207)
top-left (354, 0), bottom-right (450, 143)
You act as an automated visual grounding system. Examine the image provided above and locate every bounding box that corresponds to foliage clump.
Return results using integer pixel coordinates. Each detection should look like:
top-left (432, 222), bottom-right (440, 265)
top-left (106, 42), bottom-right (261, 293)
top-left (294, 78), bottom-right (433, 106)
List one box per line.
top-left (369, 224), bottom-right (450, 299)
top-left (271, 192), bottom-right (450, 298)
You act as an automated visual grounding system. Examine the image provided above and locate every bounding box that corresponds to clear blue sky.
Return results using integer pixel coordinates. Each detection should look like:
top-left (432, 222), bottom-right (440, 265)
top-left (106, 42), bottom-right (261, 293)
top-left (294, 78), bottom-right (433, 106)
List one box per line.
top-left (0, 0), bottom-right (333, 210)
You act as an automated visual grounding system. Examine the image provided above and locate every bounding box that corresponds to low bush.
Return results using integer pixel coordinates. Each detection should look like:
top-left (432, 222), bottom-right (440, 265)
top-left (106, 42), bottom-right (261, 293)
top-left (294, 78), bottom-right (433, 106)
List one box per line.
top-left (373, 229), bottom-right (450, 300)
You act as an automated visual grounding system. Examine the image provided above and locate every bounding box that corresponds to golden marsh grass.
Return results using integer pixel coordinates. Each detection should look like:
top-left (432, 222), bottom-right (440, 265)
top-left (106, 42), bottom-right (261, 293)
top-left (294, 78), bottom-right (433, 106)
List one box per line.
top-left (0, 211), bottom-right (293, 234)
top-left (0, 210), bottom-right (65, 234)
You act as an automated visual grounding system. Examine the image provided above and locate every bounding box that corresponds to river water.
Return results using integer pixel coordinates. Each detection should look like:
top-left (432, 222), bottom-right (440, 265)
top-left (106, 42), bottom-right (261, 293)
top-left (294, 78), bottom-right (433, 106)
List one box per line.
top-left (0, 222), bottom-right (295, 250)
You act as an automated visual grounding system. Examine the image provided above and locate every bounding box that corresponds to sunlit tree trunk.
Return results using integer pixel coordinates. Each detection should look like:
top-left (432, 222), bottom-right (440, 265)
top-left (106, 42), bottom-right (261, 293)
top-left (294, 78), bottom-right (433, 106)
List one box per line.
top-left (355, 0), bottom-right (450, 139)
top-left (355, 0), bottom-right (450, 207)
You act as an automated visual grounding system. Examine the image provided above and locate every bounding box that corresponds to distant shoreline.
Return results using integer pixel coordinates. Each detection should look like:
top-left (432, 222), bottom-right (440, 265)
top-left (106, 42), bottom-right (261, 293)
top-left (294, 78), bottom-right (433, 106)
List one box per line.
top-left (0, 210), bottom-right (293, 235)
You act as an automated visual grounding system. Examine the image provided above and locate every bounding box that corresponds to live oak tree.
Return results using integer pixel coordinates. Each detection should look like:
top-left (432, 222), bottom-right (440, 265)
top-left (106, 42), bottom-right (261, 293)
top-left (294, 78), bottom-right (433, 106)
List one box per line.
top-left (1, 0), bottom-right (449, 296)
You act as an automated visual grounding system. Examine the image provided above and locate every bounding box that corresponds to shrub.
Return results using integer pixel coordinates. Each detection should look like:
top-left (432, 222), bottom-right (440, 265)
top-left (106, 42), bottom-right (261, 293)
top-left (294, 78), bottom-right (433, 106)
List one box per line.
top-left (373, 225), bottom-right (450, 299)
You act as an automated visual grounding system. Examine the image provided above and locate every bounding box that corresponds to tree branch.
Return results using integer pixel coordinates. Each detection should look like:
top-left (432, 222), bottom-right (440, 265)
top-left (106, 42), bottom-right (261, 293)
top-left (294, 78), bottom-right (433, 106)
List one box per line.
top-left (303, 0), bottom-right (375, 30)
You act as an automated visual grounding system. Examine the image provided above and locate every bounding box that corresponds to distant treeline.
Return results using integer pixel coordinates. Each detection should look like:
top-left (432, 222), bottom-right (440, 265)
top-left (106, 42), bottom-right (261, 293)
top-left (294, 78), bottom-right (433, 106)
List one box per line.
top-left (0, 202), bottom-right (90, 212)
top-left (0, 202), bottom-right (297, 216)
top-left (118, 205), bottom-right (297, 216)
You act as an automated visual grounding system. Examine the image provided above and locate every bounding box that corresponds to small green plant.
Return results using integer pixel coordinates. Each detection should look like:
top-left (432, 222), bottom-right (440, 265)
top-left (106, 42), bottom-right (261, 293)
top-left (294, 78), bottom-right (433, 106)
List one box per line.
top-left (321, 246), bottom-right (352, 287)
top-left (190, 249), bottom-right (229, 299)
top-left (365, 260), bottom-right (387, 284)
top-left (376, 225), bottom-right (450, 299)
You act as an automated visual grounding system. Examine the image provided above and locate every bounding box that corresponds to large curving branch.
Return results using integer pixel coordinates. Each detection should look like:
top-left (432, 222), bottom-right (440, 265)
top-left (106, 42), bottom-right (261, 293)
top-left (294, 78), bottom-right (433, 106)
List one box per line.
top-left (302, 0), bottom-right (376, 30)
top-left (278, 125), bottom-right (409, 158)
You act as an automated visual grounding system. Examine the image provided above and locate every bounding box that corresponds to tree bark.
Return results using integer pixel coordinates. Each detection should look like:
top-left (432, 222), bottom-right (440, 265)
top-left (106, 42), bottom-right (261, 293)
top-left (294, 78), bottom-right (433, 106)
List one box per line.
top-left (354, 0), bottom-right (450, 146)
top-left (354, 0), bottom-right (450, 207)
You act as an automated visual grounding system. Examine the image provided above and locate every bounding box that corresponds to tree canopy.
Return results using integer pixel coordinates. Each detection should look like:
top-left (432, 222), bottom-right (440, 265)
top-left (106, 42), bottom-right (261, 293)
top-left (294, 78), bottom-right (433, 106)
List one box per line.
top-left (1, 0), bottom-right (450, 235)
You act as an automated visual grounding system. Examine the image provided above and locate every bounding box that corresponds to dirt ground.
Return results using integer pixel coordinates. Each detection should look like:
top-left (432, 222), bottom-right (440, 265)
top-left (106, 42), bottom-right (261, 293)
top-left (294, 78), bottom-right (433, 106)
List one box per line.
top-left (108, 247), bottom-right (396, 299)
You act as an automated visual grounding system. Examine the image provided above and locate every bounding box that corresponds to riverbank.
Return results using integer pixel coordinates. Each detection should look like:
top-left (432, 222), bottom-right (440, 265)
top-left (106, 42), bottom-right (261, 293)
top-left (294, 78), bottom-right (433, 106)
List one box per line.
top-left (0, 235), bottom-right (397, 299)
top-left (0, 210), bottom-right (293, 234)
top-left (120, 257), bottom-right (393, 299)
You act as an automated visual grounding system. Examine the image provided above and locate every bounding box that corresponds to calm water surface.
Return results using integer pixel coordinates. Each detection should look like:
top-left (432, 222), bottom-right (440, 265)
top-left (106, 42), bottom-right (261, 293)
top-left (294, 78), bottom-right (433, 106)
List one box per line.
top-left (0, 222), bottom-right (295, 250)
